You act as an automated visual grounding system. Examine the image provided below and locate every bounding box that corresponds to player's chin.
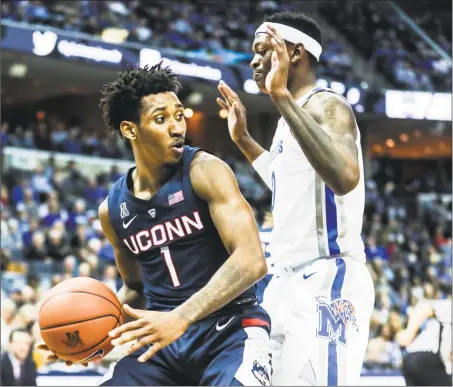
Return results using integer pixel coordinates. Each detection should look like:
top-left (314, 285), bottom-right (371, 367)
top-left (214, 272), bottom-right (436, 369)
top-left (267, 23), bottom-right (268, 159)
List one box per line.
top-left (166, 149), bottom-right (184, 164)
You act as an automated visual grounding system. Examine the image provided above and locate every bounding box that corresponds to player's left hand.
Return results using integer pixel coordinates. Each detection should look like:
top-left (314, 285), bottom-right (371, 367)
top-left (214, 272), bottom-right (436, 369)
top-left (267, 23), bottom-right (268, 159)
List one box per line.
top-left (265, 24), bottom-right (290, 97)
top-left (109, 304), bottom-right (189, 362)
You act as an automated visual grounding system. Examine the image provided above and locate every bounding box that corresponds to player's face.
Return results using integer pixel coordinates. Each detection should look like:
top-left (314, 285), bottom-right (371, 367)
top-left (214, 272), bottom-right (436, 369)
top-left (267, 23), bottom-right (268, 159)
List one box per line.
top-left (250, 34), bottom-right (274, 94)
top-left (138, 92), bottom-right (186, 165)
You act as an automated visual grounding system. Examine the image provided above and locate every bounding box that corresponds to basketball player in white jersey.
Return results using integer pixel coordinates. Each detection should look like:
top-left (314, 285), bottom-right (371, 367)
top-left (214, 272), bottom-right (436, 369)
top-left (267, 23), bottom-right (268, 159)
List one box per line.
top-left (217, 12), bottom-right (375, 385)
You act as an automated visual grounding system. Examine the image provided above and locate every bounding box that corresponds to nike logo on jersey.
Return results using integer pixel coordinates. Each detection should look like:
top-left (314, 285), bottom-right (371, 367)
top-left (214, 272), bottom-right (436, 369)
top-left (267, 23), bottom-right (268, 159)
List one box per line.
top-left (303, 272), bottom-right (316, 280)
top-left (216, 316), bottom-right (235, 331)
top-left (122, 215), bottom-right (138, 229)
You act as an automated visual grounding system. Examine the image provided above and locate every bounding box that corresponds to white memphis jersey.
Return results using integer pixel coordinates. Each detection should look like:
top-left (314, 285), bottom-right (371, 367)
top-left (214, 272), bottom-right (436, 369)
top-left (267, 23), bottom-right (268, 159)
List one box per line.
top-left (268, 87), bottom-right (365, 268)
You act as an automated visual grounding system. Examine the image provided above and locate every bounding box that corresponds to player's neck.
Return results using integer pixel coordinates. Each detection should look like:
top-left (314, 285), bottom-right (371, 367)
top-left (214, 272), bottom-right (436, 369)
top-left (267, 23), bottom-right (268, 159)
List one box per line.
top-left (289, 72), bottom-right (317, 101)
top-left (133, 155), bottom-right (175, 196)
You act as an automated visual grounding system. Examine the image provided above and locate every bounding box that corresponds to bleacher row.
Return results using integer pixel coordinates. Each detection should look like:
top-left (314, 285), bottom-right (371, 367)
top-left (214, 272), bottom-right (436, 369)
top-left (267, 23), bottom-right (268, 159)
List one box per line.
top-left (1, 0), bottom-right (451, 90)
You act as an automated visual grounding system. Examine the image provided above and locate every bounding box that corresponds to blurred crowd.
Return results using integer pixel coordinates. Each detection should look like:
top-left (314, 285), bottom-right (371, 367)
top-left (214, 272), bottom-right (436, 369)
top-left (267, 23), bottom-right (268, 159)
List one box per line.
top-left (0, 154), bottom-right (124, 371)
top-left (2, 1), bottom-right (451, 89)
top-left (319, 1), bottom-right (452, 91)
top-left (0, 119), bottom-right (132, 161)
top-left (362, 178), bottom-right (451, 371)
top-left (0, 0), bottom-right (371, 85)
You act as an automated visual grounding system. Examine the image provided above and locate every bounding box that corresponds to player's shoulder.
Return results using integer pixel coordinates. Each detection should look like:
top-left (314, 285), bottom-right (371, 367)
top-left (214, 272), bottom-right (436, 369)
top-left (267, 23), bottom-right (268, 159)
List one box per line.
top-left (305, 90), bottom-right (354, 120)
top-left (190, 150), bottom-right (231, 176)
top-left (190, 151), bottom-right (237, 201)
top-left (98, 197), bottom-right (109, 221)
top-left (303, 90), bottom-right (357, 136)
top-left (98, 173), bottom-right (127, 218)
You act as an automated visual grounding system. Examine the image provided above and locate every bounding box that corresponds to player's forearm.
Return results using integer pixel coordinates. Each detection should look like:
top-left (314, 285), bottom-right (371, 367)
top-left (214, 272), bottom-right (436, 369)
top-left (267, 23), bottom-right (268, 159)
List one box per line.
top-left (233, 133), bottom-right (266, 164)
top-left (173, 251), bottom-right (267, 324)
top-left (271, 91), bottom-right (358, 195)
top-left (117, 285), bottom-right (146, 323)
top-left (251, 151), bottom-right (272, 189)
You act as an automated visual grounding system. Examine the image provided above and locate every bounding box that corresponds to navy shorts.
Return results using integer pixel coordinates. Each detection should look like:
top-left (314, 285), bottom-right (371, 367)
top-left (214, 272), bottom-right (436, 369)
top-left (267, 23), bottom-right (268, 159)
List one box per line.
top-left (99, 304), bottom-right (272, 386)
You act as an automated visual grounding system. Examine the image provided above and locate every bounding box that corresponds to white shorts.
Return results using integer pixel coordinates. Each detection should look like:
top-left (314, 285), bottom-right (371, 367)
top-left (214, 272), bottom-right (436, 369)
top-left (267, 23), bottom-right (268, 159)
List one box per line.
top-left (261, 256), bottom-right (375, 386)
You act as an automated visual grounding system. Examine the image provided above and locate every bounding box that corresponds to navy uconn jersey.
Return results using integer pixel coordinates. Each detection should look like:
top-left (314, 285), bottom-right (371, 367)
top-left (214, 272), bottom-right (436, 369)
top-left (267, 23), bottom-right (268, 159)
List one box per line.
top-left (107, 146), bottom-right (256, 311)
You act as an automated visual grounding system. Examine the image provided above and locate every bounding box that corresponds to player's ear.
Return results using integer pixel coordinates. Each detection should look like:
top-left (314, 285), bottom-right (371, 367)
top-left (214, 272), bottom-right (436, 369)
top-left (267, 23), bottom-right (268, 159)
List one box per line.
top-left (120, 121), bottom-right (137, 141)
top-left (290, 43), bottom-right (304, 65)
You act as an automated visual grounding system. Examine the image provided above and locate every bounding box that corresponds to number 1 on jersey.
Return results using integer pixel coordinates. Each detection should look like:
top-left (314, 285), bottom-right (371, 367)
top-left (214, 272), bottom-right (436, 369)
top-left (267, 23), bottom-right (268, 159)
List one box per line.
top-left (160, 246), bottom-right (181, 287)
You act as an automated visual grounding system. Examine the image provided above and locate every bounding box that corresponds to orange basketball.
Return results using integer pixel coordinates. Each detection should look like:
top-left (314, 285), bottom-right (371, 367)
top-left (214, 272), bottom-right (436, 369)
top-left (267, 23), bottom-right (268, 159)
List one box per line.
top-left (39, 277), bottom-right (123, 363)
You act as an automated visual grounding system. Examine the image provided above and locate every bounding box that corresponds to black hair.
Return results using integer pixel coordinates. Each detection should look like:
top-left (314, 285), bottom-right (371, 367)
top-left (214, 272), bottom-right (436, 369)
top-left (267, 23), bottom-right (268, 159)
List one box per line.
top-left (9, 328), bottom-right (31, 343)
top-left (264, 11), bottom-right (322, 68)
top-left (99, 62), bottom-right (182, 136)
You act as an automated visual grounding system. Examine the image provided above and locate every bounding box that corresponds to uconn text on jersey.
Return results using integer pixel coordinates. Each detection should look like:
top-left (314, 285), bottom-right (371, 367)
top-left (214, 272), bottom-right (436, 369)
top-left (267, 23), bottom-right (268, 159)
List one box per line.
top-left (123, 211), bottom-right (204, 254)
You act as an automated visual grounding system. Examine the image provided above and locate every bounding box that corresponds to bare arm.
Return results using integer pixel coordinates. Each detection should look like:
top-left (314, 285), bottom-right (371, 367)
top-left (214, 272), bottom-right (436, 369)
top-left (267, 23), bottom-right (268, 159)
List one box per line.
top-left (234, 133), bottom-right (267, 164)
top-left (397, 301), bottom-right (434, 347)
top-left (98, 199), bottom-right (146, 321)
top-left (173, 152), bottom-right (267, 324)
top-left (217, 80), bottom-right (266, 164)
top-left (271, 91), bottom-right (360, 195)
top-left (396, 301), bottom-right (434, 347)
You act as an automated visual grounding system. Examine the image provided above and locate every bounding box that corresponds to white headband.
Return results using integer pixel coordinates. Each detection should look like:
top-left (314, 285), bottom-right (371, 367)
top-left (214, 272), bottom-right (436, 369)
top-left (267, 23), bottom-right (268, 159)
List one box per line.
top-left (255, 22), bottom-right (322, 61)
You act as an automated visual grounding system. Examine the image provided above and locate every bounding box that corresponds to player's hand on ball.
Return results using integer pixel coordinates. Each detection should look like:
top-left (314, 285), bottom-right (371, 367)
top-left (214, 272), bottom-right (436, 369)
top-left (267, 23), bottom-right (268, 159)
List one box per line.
top-left (36, 343), bottom-right (88, 367)
top-left (216, 80), bottom-right (248, 142)
top-left (109, 304), bottom-right (190, 362)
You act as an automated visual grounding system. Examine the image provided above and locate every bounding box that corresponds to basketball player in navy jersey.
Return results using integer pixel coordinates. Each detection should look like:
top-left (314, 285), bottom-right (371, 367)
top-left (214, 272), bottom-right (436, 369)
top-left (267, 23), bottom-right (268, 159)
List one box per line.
top-left (39, 63), bottom-right (272, 386)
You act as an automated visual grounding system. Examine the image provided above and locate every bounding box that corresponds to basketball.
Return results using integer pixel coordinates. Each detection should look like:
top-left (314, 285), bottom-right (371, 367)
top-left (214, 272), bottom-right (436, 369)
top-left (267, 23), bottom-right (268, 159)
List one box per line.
top-left (38, 277), bottom-right (123, 364)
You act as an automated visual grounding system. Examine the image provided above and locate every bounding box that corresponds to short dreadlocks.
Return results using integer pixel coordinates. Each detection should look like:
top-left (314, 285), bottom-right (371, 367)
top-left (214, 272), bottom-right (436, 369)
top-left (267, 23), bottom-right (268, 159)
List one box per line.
top-left (99, 62), bottom-right (182, 136)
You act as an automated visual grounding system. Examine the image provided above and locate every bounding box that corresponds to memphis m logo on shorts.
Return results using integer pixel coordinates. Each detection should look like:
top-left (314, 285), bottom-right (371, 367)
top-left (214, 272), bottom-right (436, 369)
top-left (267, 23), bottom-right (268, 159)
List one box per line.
top-left (316, 296), bottom-right (358, 346)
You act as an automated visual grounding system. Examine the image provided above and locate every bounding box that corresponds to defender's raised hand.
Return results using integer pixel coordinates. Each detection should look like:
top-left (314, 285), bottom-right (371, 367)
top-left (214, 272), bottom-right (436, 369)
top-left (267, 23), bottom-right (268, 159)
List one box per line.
top-left (216, 80), bottom-right (248, 142)
top-left (265, 24), bottom-right (291, 97)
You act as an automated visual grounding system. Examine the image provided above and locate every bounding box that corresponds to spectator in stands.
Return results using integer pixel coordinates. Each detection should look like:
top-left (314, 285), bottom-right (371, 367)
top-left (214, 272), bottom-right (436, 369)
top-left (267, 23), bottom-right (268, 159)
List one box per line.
top-left (10, 178), bottom-right (31, 207)
top-left (41, 197), bottom-right (67, 227)
top-left (46, 226), bottom-right (71, 263)
top-left (365, 236), bottom-right (389, 260)
top-left (1, 299), bottom-right (17, 352)
top-left (50, 121), bottom-right (68, 151)
top-left (11, 303), bottom-right (38, 333)
top-left (365, 323), bottom-right (402, 369)
top-left (62, 129), bottom-right (82, 154)
top-left (1, 329), bottom-right (37, 386)
top-left (99, 239), bottom-right (115, 264)
top-left (23, 231), bottom-right (49, 261)
top-left (102, 265), bottom-right (119, 293)
top-left (30, 164), bottom-right (53, 195)
top-left (62, 255), bottom-right (78, 280)
top-left (65, 199), bottom-right (88, 232)
top-left (34, 121), bottom-right (51, 151)
top-left (17, 189), bottom-right (39, 219)
top-left (78, 261), bottom-right (92, 277)
top-left (21, 218), bottom-right (40, 249)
